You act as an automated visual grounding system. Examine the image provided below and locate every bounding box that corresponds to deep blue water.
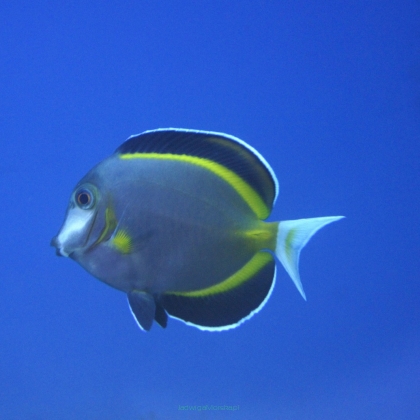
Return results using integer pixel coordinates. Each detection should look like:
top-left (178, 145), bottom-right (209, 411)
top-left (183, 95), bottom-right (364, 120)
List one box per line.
top-left (1, 1), bottom-right (419, 419)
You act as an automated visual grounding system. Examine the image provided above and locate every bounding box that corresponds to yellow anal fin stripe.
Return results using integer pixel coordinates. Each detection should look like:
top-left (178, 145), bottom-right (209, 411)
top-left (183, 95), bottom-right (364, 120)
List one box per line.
top-left (119, 153), bottom-right (270, 219)
top-left (167, 251), bottom-right (273, 298)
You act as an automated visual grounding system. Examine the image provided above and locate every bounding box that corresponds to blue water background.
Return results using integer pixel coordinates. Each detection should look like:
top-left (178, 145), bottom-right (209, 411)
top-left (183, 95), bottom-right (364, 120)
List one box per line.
top-left (1, 2), bottom-right (419, 419)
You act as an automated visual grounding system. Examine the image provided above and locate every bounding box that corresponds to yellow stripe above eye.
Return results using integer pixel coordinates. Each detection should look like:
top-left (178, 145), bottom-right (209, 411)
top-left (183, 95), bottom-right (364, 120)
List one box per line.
top-left (119, 152), bottom-right (269, 219)
top-left (166, 251), bottom-right (273, 297)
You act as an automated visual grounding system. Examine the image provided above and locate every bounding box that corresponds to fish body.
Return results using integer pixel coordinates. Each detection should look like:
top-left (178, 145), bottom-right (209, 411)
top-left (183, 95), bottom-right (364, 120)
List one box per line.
top-left (52, 129), bottom-right (343, 331)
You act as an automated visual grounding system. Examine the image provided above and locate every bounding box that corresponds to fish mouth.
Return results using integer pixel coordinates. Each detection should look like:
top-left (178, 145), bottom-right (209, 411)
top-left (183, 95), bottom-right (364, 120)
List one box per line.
top-left (50, 236), bottom-right (69, 257)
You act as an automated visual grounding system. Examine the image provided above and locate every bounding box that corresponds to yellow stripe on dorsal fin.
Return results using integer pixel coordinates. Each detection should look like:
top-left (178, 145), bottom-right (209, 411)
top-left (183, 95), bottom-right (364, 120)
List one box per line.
top-left (115, 129), bottom-right (279, 219)
top-left (120, 152), bottom-right (269, 219)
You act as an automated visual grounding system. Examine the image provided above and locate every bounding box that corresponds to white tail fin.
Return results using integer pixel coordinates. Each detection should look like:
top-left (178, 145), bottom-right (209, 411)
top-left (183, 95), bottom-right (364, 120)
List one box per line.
top-left (275, 216), bottom-right (344, 300)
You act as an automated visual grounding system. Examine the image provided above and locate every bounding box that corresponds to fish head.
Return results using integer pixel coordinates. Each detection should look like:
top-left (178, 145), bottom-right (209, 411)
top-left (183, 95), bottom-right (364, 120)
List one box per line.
top-left (51, 179), bottom-right (111, 259)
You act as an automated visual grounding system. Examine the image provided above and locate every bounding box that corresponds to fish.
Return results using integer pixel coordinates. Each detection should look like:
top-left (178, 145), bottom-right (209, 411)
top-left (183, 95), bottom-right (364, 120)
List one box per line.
top-left (51, 128), bottom-right (343, 332)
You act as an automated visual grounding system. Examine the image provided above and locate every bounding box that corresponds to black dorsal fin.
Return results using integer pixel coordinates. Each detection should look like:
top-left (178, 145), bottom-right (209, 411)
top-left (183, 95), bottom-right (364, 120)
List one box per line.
top-left (115, 128), bottom-right (279, 218)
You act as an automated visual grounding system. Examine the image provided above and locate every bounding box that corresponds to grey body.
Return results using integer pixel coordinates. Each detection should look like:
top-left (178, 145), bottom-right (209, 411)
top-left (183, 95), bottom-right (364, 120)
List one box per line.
top-left (71, 155), bottom-right (261, 294)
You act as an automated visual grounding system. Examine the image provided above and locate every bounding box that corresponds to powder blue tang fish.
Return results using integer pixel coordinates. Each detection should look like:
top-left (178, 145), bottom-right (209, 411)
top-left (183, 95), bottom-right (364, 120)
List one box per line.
top-left (51, 129), bottom-right (343, 331)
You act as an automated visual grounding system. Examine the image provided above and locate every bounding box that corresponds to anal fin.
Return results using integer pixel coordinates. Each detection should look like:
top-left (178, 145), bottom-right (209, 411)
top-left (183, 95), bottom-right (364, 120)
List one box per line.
top-left (161, 252), bottom-right (276, 331)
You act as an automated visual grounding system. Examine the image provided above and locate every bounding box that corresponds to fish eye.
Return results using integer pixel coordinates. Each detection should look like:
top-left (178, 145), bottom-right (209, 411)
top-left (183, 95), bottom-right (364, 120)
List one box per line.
top-left (75, 188), bottom-right (95, 210)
